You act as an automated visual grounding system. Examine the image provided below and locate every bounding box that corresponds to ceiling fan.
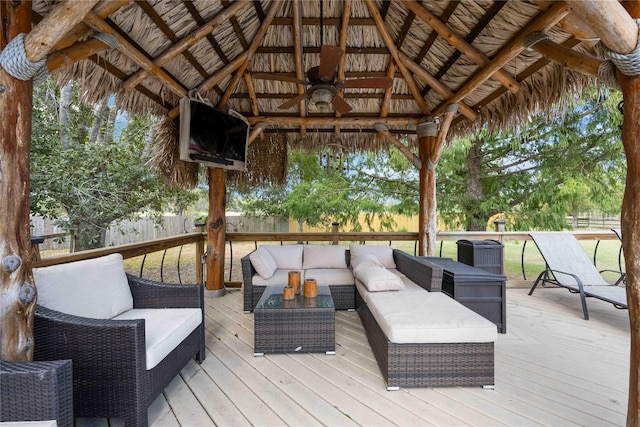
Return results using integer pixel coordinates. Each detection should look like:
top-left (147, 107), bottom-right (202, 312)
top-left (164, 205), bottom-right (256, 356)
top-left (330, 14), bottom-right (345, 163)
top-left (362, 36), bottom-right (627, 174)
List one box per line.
top-left (253, 45), bottom-right (393, 114)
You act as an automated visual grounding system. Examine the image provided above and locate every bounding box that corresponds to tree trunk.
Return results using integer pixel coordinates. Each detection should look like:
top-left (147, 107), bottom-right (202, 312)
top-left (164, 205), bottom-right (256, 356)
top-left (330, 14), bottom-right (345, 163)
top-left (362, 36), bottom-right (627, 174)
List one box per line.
top-left (0, 1), bottom-right (36, 362)
top-left (59, 82), bottom-right (72, 147)
top-left (464, 140), bottom-right (486, 231)
top-left (619, 71), bottom-right (640, 427)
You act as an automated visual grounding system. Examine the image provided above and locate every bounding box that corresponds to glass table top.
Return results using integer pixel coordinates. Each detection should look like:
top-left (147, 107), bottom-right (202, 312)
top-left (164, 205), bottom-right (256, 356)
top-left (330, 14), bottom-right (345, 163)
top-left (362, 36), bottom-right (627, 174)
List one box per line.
top-left (255, 285), bottom-right (334, 310)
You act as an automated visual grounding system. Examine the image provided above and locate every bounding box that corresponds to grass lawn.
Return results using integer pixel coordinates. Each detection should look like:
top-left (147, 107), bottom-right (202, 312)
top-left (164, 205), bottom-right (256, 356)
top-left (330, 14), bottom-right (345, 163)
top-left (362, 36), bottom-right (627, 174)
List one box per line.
top-left (119, 238), bottom-right (625, 286)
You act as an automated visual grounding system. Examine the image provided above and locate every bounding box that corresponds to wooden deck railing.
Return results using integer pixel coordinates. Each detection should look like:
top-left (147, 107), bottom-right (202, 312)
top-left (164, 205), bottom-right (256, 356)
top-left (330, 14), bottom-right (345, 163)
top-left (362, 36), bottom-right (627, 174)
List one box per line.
top-left (32, 229), bottom-right (623, 284)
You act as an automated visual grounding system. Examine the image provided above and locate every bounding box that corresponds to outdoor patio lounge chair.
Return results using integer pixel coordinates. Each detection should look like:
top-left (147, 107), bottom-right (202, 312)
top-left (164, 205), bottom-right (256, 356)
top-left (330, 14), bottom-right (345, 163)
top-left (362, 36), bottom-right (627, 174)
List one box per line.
top-left (528, 232), bottom-right (627, 320)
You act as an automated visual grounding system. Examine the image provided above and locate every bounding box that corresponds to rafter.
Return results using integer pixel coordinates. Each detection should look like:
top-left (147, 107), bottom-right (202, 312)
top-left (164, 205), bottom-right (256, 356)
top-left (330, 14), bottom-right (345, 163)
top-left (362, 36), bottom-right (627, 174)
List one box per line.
top-left (403, 0), bottom-right (520, 94)
top-left (292, 0), bottom-right (307, 135)
top-left (432, 1), bottom-right (571, 117)
top-left (365, 0), bottom-right (431, 116)
top-left (334, 0), bottom-right (352, 137)
top-left (217, 0), bottom-right (283, 110)
top-left (123, 0), bottom-right (248, 91)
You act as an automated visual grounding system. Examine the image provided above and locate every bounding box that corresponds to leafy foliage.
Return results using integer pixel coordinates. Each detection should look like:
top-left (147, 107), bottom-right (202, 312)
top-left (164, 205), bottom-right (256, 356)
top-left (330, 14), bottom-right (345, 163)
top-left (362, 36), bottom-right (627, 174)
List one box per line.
top-left (30, 80), bottom-right (198, 250)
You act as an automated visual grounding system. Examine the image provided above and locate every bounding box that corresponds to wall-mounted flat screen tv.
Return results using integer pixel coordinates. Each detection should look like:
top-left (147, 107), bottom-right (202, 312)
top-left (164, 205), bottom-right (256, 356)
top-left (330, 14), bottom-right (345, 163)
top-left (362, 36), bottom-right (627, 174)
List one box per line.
top-left (179, 97), bottom-right (249, 171)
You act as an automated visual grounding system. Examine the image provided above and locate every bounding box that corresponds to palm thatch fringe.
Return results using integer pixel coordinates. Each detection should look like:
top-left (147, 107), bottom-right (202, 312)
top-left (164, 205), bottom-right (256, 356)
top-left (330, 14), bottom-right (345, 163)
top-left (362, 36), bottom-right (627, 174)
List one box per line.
top-left (228, 134), bottom-right (288, 190)
top-left (151, 119), bottom-right (199, 188)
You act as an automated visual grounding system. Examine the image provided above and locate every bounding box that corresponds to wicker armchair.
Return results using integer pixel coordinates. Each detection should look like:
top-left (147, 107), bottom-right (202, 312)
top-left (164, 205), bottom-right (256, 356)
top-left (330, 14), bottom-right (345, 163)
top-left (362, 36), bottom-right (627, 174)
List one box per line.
top-left (0, 359), bottom-right (74, 427)
top-left (33, 274), bottom-right (206, 427)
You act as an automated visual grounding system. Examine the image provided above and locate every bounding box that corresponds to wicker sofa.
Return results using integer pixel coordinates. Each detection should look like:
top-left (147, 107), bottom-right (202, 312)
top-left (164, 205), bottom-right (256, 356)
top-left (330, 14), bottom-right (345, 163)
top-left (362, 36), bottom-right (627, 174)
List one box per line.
top-left (32, 254), bottom-right (206, 427)
top-left (241, 244), bottom-right (443, 312)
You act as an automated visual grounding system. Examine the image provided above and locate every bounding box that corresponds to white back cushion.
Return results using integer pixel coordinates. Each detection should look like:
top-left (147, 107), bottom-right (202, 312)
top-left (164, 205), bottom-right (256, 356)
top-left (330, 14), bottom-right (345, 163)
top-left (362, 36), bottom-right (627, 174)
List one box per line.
top-left (351, 253), bottom-right (385, 271)
top-left (249, 247), bottom-right (278, 279)
top-left (34, 253), bottom-right (133, 319)
top-left (350, 244), bottom-right (396, 269)
top-left (303, 245), bottom-right (347, 269)
top-left (263, 244), bottom-right (303, 269)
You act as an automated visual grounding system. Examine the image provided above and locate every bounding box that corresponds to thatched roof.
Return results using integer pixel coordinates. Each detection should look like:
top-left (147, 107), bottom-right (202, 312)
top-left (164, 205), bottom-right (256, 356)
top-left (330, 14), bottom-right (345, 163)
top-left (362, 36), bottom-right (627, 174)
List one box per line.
top-left (31, 0), bottom-right (605, 186)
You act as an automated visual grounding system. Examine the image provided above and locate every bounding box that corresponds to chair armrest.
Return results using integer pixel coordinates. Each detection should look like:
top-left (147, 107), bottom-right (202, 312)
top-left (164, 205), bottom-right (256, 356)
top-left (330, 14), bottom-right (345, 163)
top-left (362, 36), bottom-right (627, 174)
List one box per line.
top-left (241, 252), bottom-right (257, 312)
top-left (34, 305), bottom-right (147, 373)
top-left (0, 359), bottom-right (73, 426)
top-left (127, 274), bottom-right (204, 309)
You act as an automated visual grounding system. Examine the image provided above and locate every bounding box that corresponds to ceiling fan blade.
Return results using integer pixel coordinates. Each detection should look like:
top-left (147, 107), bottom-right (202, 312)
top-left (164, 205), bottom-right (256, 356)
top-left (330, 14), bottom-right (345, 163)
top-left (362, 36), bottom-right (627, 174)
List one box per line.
top-left (318, 45), bottom-right (344, 81)
top-left (252, 73), bottom-right (306, 85)
top-left (341, 77), bottom-right (393, 89)
top-left (278, 93), bottom-right (309, 110)
top-left (332, 95), bottom-right (353, 115)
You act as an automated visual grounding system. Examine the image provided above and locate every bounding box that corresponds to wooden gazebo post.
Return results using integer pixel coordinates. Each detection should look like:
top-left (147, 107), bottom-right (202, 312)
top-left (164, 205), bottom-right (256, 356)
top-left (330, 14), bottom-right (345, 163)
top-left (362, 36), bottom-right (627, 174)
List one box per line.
top-left (416, 119), bottom-right (437, 256)
top-left (205, 168), bottom-right (226, 297)
top-left (569, 1), bottom-right (640, 425)
top-left (0, 0), bottom-right (99, 362)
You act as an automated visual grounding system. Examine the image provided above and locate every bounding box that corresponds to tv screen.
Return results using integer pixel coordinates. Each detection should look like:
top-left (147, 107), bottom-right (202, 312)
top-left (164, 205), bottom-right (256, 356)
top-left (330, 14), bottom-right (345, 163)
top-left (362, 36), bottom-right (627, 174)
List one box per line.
top-left (179, 97), bottom-right (249, 171)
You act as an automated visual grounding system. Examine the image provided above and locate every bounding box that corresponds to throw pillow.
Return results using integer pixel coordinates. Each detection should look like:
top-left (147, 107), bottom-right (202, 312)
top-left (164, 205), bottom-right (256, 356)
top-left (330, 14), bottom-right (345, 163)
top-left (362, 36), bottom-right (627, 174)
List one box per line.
top-left (351, 253), bottom-right (384, 271)
top-left (354, 266), bottom-right (404, 292)
top-left (249, 247), bottom-right (278, 279)
top-left (349, 244), bottom-right (396, 269)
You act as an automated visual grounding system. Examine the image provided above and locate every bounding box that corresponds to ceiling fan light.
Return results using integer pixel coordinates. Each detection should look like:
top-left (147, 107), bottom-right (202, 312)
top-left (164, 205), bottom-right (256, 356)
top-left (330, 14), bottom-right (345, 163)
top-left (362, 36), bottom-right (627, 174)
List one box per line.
top-left (311, 88), bottom-right (333, 112)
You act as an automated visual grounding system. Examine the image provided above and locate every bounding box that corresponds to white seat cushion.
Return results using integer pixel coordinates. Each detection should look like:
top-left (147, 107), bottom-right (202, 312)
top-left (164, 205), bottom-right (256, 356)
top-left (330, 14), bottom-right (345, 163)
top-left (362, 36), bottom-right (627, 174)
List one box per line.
top-left (252, 269), bottom-right (304, 286)
top-left (349, 244), bottom-right (396, 269)
top-left (305, 268), bottom-right (355, 286)
top-left (112, 308), bottom-right (202, 369)
top-left (34, 253), bottom-right (133, 319)
top-left (303, 245), bottom-right (347, 269)
top-left (263, 244), bottom-right (303, 270)
top-left (367, 292), bottom-right (497, 344)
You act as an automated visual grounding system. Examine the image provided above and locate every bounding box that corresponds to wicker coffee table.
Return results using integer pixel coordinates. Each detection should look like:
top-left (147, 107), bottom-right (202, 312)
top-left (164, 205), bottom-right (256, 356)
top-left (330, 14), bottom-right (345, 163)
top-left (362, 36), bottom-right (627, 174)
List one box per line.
top-left (254, 285), bottom-right (335, 356)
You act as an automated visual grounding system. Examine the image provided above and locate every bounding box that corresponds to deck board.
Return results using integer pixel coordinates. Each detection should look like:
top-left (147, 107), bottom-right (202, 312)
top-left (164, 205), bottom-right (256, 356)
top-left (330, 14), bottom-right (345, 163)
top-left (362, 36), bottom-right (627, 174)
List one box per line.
top-left (77, 286), bottom-right (630, 426)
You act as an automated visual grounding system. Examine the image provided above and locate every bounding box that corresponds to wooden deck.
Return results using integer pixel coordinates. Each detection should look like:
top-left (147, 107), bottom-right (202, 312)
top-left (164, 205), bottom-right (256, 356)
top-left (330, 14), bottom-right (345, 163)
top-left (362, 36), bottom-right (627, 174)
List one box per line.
top-left (79, 286), bottom-right (630, 426)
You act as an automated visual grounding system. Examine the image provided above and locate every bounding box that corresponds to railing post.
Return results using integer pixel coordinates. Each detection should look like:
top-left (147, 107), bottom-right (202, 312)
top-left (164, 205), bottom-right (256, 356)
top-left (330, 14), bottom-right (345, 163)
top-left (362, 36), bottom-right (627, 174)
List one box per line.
top-left (494, 220), bottom-right (505, 242)
top-left (331, 222), bottom-right (339, 245)
top-left (194, 222), bottom-right (206, 284)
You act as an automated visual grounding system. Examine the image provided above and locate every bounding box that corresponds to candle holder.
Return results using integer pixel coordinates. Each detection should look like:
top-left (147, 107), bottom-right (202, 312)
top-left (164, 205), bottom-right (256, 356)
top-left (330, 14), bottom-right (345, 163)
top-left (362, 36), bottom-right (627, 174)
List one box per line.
top-left (288, 271), bottom-right (301, 295)
top-left (283, 286), bottom-right (295, 300)
top-left (303, 279), bottom-right (317, 299)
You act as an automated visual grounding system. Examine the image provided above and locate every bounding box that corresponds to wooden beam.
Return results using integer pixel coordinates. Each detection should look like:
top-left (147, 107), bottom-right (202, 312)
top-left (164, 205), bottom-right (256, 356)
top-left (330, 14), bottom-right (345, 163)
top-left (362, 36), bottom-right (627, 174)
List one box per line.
top-left (529, 39), bottom-right (603, 77)
top-left (374, 123), bottom-right (421, 169)
top-left (402, 0), bottom-right (520, 94)
top-left (46, 37), bottom-right (113, 72)
top-left (243, 72), bottom-right (260, 116)
top-left (397, 50), bottom-right (477, 121)
top-left (365, 0), bottom-right (431, 116)
top-left (334, 0), bottom-right (352, 137)
top-left (532, 0), bottom-right (600, 46)
top-left (431, 104), bottom-right (457, 164)
top-left (414, 0), bottom-right (459, 64)
top-left (569, 0), bottom-right (639, 54)
top-left (380, 62), bottom-right (397, 118)
top-left (25, 0), bottom-right (100, 62)
top-left (292, 0), bottom-right (307, 135)
top-left (432, 1), bottom-right (570, 117)
top-left (244, 116), bottom-right (418, 127)
top-left (248, 122), bottom-right (267, 145)
top-left (52, 0), bottom-right (128, 51)
top-left (83, 11), bottom-right (187, 98)
top-left (217, 0), bottom-right (282, 110)
top-left (123, 0), bottom-right (249, 91)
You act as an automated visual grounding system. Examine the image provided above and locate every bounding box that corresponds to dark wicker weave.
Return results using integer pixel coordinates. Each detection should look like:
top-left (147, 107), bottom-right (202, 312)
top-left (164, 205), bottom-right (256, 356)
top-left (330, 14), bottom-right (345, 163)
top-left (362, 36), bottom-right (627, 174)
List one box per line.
top-left (254, 285), bottom-right (335, 354)
top-left (241, 249), bottom-right (355, 312)
top-left (33, 274), bottom-right (206, 427)
top-left (358, 301), bottom-right (494, 389)
top-left (0, 359), bottom-right (74, 427)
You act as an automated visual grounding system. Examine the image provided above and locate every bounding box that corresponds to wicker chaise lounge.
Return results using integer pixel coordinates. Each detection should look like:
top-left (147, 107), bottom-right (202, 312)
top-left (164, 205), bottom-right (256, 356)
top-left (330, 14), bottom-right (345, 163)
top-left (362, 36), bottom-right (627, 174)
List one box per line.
top-left (528, 232), bottom-right (627, 320)
top-left (32, 254), bottom-right (206, 427)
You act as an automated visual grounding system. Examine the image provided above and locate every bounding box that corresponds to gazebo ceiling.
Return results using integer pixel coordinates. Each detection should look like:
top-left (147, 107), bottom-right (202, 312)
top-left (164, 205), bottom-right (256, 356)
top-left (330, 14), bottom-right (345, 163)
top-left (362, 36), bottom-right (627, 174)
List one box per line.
top-left (32, 0), bottom-right (602, 151)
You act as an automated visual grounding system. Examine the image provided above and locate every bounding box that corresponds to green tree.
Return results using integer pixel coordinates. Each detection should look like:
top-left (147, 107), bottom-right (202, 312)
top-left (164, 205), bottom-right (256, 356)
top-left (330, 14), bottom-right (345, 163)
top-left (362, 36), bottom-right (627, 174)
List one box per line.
top-left (352, 89), bottom-right (625, 231)
top-left (30, 79), bottom-right (197, 250)
top-left (236, 149), bottom-right (395, 231)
